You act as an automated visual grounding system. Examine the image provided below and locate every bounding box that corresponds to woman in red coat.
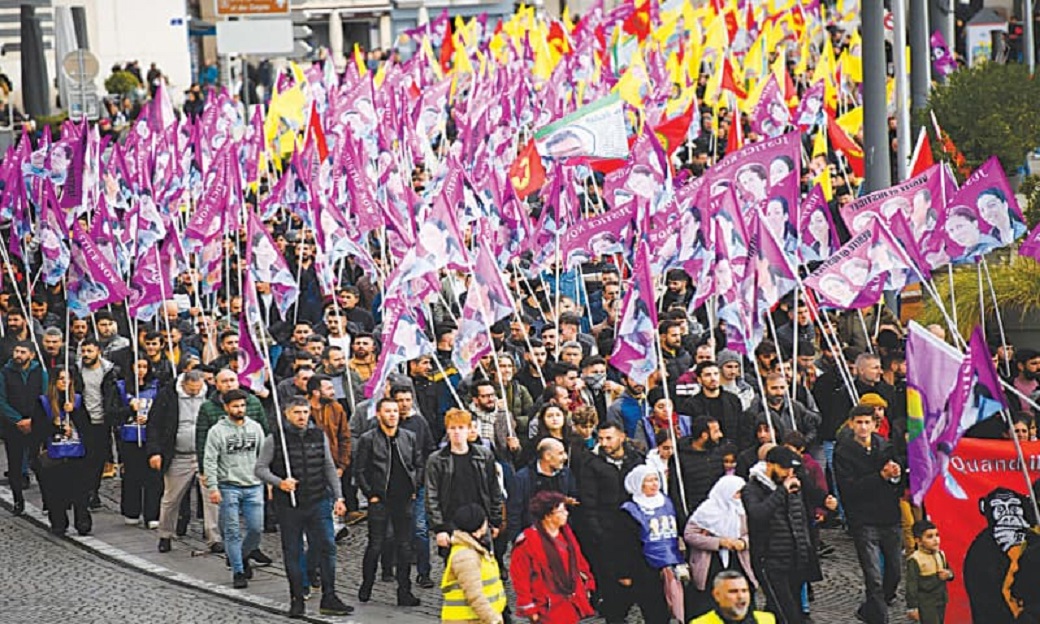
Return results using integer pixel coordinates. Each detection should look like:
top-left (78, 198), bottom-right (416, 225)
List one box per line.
top-left (510, 490), bottom-right (596, 623)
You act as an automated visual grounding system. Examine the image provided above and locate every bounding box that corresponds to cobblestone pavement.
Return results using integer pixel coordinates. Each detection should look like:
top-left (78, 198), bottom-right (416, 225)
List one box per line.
top-left (0, 511), bottom-right (301, 624)
top-left (1, 461), bottom-right (913, 624)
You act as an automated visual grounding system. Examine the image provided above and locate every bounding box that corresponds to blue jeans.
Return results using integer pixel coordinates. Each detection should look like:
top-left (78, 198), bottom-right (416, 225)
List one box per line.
top-left (822, 440), bottom-right (845, 521)
top-left (299, 497), bottom-right (335, 588)
top-left (413, 486), bottom-right (431, 576)
top-left (850, 523), bottom-right (902, 624)
top-left (218, 484), bottom-right (264, 575)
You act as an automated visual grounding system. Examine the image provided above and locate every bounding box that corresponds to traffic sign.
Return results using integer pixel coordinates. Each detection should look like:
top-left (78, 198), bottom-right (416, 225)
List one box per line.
top-left (67, 91), bottom-right (100, 121)
top-left (215, 0), bottom-right (290, 16)
top-left (61, 49), bottom-right (100, 84)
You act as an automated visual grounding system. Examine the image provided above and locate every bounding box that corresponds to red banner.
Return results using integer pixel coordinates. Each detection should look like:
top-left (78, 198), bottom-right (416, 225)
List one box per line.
top-left (923, 438), bottom-right (1040, 623)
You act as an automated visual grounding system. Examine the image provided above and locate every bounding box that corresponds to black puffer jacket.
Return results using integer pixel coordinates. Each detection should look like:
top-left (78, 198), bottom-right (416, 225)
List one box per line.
top-left (741, 464), bottom-right (822, 582)
top-left (579, 442), bottom-right (645, 546)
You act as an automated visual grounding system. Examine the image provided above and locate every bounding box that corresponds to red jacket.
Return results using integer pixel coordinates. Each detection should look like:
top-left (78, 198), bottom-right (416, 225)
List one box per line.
top-left (509, 524), bottom-right (596, 623)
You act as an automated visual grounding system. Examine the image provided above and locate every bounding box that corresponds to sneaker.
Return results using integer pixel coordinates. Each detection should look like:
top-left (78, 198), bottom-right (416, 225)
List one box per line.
top-left (302, 587), bottom-right (312, 601)
top-left (346, 510), bottom-right (367, 525)
top-left (248, 549), bottom-right (273, 567)
top-left (397, 592), bottom-right (421, 607)
top-left (233, 572), bottom-right (248, 589)
top-left (288, 598), bottom-right (305, 618)
top-left (210, 542), bottom-right (225, 554)
top-left (381, 571), bottom-right (395, 582)
top-left (243, 560), bottom-right (253, 580)
top-left (358, 583), bottom-right (373, 603)
top-left (147, 521), bottom-right (160, 530)
top-left (158, 538), bottom-right (172, 553)
top-left (124, 517), bottom-right (141, 526)
top-left (12, 500), bottom-right (24, 516)
top-left (175, 515), bottom-right (189, 536)
top-left (88, 494), bottom-right (102, 510)
top-left (416, 574), bottom-right (435, 589)
top-left (319, 594), bottom-right (355, 616)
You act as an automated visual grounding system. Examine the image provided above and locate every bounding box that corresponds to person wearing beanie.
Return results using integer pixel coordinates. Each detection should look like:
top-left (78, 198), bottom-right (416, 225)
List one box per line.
top-left (717, 349), bottom-right (756, 411)
top-left (440, 504), bottom-right (506, 624)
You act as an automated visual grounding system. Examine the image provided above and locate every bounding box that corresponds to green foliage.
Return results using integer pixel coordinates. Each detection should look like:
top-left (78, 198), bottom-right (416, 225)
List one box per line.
top-left (926, 62), bottom-right (1040, 175)
top-left (34, 111), bottom-right (68, 137)
top-left (1019, 174), bottom-right (1040, 229)
top-left (918, 255), bottom-right (1040, 338)
top-left (104, 70), bottom-right (140, 96)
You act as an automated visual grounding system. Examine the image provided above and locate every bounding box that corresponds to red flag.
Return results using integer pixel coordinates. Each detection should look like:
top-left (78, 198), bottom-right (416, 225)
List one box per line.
top-left (438, 23), bottom-right (455, 73)
top-left (726, 110), bottom-right (744, 153)
top-left (720, 58), bottom-right (747, 99)
top-left (826, 111), bottom-right (865, 178)
top-left (508, 140), bottom-right (547, 199)
top-left (653, 100), bottom-right (696, 155)
top-left (623, 0), bottom-right (652, 40)
top-left (305, 102), bottom-right (328, 163)
top-left (930, 113), bottom-right (971, 178)
top-left (724, 10), bottom-right (739, 43)
top-left (909, 127), bottom-right (935, 178)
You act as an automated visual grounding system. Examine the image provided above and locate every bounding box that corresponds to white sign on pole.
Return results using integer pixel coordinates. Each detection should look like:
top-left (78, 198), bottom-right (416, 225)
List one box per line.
top-left (216, 19), bottom-right (294, 55)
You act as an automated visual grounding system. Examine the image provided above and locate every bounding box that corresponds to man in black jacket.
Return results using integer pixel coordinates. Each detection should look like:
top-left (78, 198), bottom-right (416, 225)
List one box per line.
top-left (0, 342), bottom-right (47, 515)
top-left (506, 437), bottom-right (577, 543)
top-left (834, 405), bottom-right (904, 624)
top-left (425, 408), bottom-right (503, 554)
top-left (77, 337), bottom-right (123, 509)
top-left (578, 421), bottom-right (645, 624)
top-left (669, 416), bottom-right (724, 519)
top-left (254, 397), bottom-right (353, 618)
top-left (353, 398), bottom-right (423, 607)
top-left (742, 445), bottom-right (821, 624)
top-left (680, 361), bottom-right (749, 450)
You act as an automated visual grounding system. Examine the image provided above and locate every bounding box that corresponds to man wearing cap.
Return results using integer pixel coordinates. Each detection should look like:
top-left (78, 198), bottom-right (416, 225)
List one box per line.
top-left (742, 445), bottom-right (821, 624)
top-left (835, 405), bottom-right (904, 624)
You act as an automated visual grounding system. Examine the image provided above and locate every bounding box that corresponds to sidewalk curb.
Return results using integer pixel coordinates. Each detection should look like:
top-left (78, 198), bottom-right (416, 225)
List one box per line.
top-left (0, 484), bottom-right (356, 624)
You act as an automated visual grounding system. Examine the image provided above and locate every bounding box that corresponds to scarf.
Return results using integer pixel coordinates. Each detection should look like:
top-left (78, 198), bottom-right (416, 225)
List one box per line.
top-left (625, 464), bottom-right (666, 511)
top-left (536, 523), bottom-right (578, 596)
top-left (690, 475), bottom-right (746, 567)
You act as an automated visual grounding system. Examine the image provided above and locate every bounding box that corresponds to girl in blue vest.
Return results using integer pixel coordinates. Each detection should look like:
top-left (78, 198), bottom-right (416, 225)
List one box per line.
top-left (619, 464), bottom-right (687, 624)
top-left (113, 358), bottom-right (163, 527)
top-left (32, 367), bottom-right (92, 536)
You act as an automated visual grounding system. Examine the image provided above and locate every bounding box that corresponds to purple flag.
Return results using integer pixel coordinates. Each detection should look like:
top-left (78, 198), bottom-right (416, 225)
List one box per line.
top-left (839, 163), bottom-right (956, 245)
top-left (750, 75), bottom-right (790, 138)
top-left (925, 156), bottom-right (1026, 267)
top-left (452, 244), bottom-right (516, 378)
top-left (941, 327), bottom-right (1008, 459)
top-left (793, 80), bottom-right (825, 131)
top-left (185, 147), bottom-right (231, 243)
top-left (610, 241), bottom-right (659, 385)
top-left (797, 184), bottom-right (839, 264)
top-left (67, 221), bottom-right (131, 318)
top-left (128, 240), bottom-right (173, 321)
top-left (365, 304), bottom-right (435, 400)
top-left (38, 186), bottom-right (70, 285)
top-left (237, 265), bottom-right (268, 393)
top-left (710, 131), bottom-right (801, 214)
top-left (244, 209), bottom-right (299, 317)
top-left (905, 320), bottom-right (966, 505)
top-left (558, 202), bottom-right (635, 267)
top-left (930, 30), bottom-right (959, 78)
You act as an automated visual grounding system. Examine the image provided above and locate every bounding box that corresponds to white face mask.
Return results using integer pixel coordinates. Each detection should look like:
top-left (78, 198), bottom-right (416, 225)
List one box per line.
top-left (583, 373), bottom-right (606, 390)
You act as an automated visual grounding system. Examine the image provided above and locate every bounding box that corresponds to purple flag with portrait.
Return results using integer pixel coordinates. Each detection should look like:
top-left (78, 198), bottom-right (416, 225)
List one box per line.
top-left (905, 321), bottom-right (966, 505)
top-left (793, 80), bottom-right (825, 131)
top-left (365, 305), bottom-right (435, 400)
top-left (924, 157), bottom-right (1025, 267)
top-left (930, 30), bottom-right (959, 78)
top-left (245, 209), bottom-right (299, 317)
top-left (38, 185), bottom-right (70, 285)
top-left (839, 163), bottom-right (956, 244)
top-left (128, 240), bottom-right (174, 321)
top-left (710, 131), bottom-right (801, 214)
top-left (452, 244), bottom-right (516, 378)
top-left (558, 202), bottom-right (635, 267)
top-left (67, 220), bottom-right (131, 318)
top-left (610, 241), bottom-right (660, 385)
top-left (751, 75), bottom-right (790, 138)
top-left (185, 146), bottom-right (231, 244)
top-left (797, 184), bottom-right (839, 264)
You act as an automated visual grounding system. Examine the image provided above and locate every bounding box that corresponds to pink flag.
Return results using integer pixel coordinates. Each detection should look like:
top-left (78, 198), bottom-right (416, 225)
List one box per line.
top-left (128, 240), bottom-right (174, 321)
top-left (610, 241), bottom-right (659, 385)
top-left (365, 304), bottom-right (435, 399)
top-left (67, 220), bottom-right (131, 318)
top-left (797, 185), bottom-right (839, 264)
top-left (750, 75), bottom-right (790, 138)
top-left (452, 244), bottom-right (516, 378)
top-left (244, 209), bottom-right (299, 317)
top-left (930, 30), bottom-right (959, 78)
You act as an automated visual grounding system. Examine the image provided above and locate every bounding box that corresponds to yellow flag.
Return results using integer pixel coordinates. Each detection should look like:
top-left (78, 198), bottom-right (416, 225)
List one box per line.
top-left (812, 127), bottom-right (827, 159)
top-left (840, 49), bottom-right (862, 83)
top-left (354, 43), bottom-right (368, 77)
top-left (816, 166), bottom-right (833, 201)
top-left (837, 106), bottom-right (863, 136)
top-left (793, 32), bottom-right (811, 76)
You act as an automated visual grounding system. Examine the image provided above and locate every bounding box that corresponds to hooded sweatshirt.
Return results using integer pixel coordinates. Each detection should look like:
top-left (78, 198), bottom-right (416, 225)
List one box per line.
top-left (203, 416), bottom-right (264, 491)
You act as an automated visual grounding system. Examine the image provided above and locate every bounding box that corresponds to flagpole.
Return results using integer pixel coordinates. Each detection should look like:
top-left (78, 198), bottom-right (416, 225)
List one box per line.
top-left (421, 305), bottom-right (466, 410)
top-left (511, 259), bottom-right (549, 326)
top-left (0, 239), bottom-right (39, 357)
top-left (976, 263), bottom-right (986, 341)
top-left (501, 269), bottom-right (546, 393)
top-left (252, 311), bottom-right (297, 508)
top-left (652, 336), bottom-right (689, 518)
top-left (856, 309), bottom-right (874, 354)
top-left (764, 307), bottom-right (797, 433)
top-left (154, 246), bottom-right (178, 380)
top-left (994, 389), bottom-right (1040, 525)
top-left (981, 258), bottom-right (1012, 378)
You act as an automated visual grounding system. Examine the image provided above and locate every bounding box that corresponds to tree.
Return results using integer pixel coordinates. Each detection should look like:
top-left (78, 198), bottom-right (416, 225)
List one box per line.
top-left (104, 70), bottom-right (141, 98)
top-left (926, 63), bottom-right (1040, 175)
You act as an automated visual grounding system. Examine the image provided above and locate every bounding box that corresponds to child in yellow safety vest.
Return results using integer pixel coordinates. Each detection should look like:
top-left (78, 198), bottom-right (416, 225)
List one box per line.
top-left (441, 503), bottom-right (507, 624)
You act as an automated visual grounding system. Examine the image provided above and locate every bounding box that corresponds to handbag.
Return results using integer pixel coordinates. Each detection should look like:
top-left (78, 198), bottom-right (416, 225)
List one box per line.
top-left (120, 423), bottom-right (147, 444)
top-left (45, 432), bottom-right (86, 460)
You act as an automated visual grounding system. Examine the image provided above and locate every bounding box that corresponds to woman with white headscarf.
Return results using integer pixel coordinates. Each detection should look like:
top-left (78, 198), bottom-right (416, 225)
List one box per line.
top-left (618, 464), bottom-right (686, 623)
top-left (683, 475), bottom-right (758, 619)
